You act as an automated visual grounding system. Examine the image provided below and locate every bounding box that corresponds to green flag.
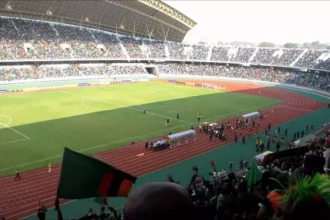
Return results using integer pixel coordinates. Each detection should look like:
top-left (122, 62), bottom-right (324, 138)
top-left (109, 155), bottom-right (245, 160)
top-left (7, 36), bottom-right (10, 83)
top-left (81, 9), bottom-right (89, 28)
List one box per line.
top-left (247, 160), bottom-right (262, 188)
top-left (57, 147), bottom-right (137, 199)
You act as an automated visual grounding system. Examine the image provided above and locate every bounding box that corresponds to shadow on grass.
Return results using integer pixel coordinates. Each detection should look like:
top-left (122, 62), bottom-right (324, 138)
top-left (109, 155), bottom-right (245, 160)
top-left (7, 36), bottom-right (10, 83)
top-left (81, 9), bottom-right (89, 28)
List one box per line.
top-left (0, 88), bottom-right (280, 176)
top-left (24, 105), bottom-right (330, 220)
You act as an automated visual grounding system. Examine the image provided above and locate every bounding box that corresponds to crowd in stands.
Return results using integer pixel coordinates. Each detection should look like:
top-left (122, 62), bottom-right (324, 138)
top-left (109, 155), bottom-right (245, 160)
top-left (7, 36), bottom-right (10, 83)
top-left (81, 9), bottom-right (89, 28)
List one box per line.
top-left (158, 64), bottom-right (330, 91)
top-left (120, 37), bottom-right (146, 59)
top-left (315, 57), bottom-right (330, 70)
top-left (251, 48), bottom-right (278, 65)
top-left (295, 50), bottom-right (326, 69)
top-left (231, 48), bottom-right (255, 63)
top-left (190, 44), bottom-right (210, 60)
top-left (167, 42), bottom-right (188, 60)
top-left (211, 47), bottom-right (230, 62)
top-left (130, 120), bottom-right (329, 220)
top-left (144, 40), bottom-right (167, 59)
top-left (0, 65), bottom-right (148, 82)
top-left (285, 71), bottom-right (330, 91)
top-left (1, 63), bottom-right (330, 92)
top-left (33, 120), bottom-right (330, 220)
top-left (1, 17), bottom-right (330, 71)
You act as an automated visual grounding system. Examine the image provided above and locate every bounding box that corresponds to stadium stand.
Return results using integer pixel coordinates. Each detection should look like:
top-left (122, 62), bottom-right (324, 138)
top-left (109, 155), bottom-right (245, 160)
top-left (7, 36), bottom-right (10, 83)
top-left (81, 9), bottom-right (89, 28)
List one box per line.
top-left (190, 44), bottom-right (210, 61)
top-left (230, 47), bottom-right (256, 63)
top-left (0, 16), bottom-right (329, 71)
top-left (2, 63), bottom-right (329, 93)
top-left (158, 64), bottom-right (330, 92)
top-left (167, 42), bottom-right (188, 60)
top-left (144, 40), bottom-right (167, 59)
top-left (251, 48), bottom-right (277, 65)
top-left (211, 47), bottom-right (230, 62)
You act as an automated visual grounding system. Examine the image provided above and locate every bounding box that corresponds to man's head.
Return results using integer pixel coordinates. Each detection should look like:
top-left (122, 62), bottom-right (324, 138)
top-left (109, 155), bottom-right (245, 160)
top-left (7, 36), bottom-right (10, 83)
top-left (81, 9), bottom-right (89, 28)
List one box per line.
top-left (124, 182), bottom-right (194, 220)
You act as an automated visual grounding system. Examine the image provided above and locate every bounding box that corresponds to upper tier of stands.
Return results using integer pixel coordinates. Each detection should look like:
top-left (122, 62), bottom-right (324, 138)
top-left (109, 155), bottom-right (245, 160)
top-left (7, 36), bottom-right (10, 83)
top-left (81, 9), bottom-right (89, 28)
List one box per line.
top-left (1, 17), bottom-right (330, 71)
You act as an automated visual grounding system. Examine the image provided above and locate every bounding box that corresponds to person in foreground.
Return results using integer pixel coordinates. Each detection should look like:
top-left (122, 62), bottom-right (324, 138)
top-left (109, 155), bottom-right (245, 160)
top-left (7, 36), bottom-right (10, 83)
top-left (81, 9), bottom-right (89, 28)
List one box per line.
top-left (274, 173), bottom-right (330, 220)
top-left (124, 182), bottom-right (196, 220)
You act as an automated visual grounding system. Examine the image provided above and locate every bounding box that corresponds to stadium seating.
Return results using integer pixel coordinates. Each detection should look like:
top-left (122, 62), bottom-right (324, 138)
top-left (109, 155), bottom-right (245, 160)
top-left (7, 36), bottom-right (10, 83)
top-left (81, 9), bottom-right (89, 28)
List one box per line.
top-left (59, 126), bottom-right (330, 220)
top-left (1, 63), bottom-right (330, 92)
top-left (0, 64), bottom-right (149, 82)
top-left (0, 17), bottom-right (330, 72)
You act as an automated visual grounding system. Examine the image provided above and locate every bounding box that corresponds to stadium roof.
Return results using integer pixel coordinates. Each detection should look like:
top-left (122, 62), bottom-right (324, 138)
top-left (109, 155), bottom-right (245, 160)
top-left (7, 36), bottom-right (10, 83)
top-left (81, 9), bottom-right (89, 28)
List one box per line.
top-left (0, 0), bottom-right (197, 42)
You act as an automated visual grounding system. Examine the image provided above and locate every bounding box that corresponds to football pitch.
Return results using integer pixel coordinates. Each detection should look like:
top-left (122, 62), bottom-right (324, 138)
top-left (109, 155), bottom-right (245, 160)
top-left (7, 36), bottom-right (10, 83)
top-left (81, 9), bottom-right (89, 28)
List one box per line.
top-left (0, 82), bottom-right (281, 176)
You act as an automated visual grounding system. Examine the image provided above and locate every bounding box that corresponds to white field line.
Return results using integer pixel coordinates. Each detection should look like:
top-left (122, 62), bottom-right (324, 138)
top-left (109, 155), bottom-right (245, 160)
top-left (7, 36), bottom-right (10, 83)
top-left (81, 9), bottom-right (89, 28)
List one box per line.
top-left (81, 100), bottom-right (97, 110)
top-left (0, 115), bottom-right (30, 146)
top-left (0, 138), bottom-right (29, 146)
top-left (60, 91), bottom-right (191, 124)
top-left (0, 115), bottom-right (13, 126)
top-left (0, 122), bottom-right (30, 140)
top-left (0, 123), bottom-right (191, 173)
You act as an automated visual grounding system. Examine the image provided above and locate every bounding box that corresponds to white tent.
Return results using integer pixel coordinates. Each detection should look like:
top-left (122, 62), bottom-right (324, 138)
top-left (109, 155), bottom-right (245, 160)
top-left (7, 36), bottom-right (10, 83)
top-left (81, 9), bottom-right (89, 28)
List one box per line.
top-left (242, 111), bottom-right (260, 122)
top-left (168, 129), bottom-right (196, 147)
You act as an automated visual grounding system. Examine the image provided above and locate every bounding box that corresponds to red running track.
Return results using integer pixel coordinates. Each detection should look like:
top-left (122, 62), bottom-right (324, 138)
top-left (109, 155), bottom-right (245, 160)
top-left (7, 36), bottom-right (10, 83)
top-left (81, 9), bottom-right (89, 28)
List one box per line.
top-left (0, 86), bottom-right (327, 219)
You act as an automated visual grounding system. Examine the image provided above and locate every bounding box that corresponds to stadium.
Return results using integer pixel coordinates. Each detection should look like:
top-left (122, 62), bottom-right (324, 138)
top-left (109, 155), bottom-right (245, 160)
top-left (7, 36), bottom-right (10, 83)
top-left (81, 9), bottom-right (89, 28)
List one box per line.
top-left (0, 0), bottom-right (330, 220)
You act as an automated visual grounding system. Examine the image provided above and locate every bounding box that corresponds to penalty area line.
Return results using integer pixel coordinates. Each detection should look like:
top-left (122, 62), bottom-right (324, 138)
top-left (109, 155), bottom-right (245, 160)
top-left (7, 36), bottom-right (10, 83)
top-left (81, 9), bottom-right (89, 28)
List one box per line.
top-left (0, 122), bottom-right (30, 140)
top-left (0, 138), bottom-right (29, 146)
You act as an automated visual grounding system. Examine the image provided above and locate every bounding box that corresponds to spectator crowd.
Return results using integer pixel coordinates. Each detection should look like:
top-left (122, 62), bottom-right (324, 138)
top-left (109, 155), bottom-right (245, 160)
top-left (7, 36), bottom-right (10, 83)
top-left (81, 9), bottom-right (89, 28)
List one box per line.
top-left (0, 64), bottom-right (148, 82)
top-left (1, 63), bottom-right (330, 92)
top-left (30, 118), bottom-right (330, 220)
top-left (158, 64), bottom-right (330, 92)
top-left (1, 17), bottom-right (330, 71)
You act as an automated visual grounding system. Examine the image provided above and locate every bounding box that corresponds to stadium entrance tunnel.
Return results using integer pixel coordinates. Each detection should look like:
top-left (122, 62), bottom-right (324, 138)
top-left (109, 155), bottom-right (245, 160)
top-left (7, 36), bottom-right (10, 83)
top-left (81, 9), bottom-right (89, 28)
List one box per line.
top-left (145, 66), bottom-right (158, 76)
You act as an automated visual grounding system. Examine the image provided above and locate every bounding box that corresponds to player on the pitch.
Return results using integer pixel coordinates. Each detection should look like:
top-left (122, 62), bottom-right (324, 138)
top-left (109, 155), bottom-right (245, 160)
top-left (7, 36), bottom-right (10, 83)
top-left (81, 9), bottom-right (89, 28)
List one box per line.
top-left (197, 112), bottom-right (202, 123)
top-left (165, 118), bottom-right (170, 127)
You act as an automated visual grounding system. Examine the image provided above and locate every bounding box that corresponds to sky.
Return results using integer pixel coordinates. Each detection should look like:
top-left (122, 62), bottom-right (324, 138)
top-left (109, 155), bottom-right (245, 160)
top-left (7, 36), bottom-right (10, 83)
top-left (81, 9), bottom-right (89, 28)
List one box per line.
top-left (164, 1), bottom-right (330, 44)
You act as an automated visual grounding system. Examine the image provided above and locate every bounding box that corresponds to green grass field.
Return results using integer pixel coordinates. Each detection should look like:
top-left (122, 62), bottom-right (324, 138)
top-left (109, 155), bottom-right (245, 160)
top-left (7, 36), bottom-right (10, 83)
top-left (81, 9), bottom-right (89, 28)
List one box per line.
top-left (0, 82), bottom-right (280, 176)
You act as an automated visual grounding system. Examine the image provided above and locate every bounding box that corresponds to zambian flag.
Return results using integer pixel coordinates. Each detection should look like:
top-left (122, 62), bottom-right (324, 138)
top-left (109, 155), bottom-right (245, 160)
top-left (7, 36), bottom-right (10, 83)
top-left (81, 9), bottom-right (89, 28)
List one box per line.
top-left (57, 147), bottom-right (137, 199)
top-left (247, 160), bottom-right (262, 190)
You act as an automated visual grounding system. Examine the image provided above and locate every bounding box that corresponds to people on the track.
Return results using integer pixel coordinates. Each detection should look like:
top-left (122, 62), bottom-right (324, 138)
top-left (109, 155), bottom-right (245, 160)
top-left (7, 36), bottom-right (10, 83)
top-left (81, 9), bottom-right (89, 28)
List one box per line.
top-left (229, 160), bottom-right (233, 171)
top-left (197, 112), bottom-right (202, 123)
top-left (48, 163), bottom-right (52, 173)
top-left (14, 169), bottom-right (21, 180)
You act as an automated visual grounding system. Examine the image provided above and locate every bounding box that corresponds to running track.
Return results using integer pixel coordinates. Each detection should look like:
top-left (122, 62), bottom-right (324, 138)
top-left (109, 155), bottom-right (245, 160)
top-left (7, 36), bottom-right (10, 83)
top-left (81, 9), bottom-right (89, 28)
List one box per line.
top-left (0, 85), bottom-right (327, 219)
